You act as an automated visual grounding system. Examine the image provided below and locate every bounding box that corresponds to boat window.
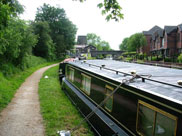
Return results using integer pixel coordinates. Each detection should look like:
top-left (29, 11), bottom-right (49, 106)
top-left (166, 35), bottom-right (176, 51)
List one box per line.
top-left (69, 68), bottom-right (74, 82)
top-left (81, 73), bottom-right (91, 95)
top-left (154, 112), bottom-right (176, 136)
top-left (136, 100), bottom-right (177, 136)
top-left (104, 85), bottom-right (114, 112)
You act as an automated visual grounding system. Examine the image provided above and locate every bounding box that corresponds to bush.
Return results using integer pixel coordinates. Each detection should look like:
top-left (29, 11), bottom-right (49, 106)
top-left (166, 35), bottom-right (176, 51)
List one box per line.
top-left (87, 53), bottom-right (95, 60)
top-left (151, 56), bottom-right (158, 61)
top-left (151, 56), bottom-right (163, 61)
top-left (118, 56), bottom-right (124, 60)
top-left (125, 57), bottom-right (133, 62)
top-left (0, 63), bottom-right (21, 77)
top-left (97, 54), bottom-right (104, 59)
top-left (0, 55), bottom-right (47, 76)
top-left (122, 52), bottom-right (136, 57)
top-left (138, 53), bottom-right (143, 60)
top-left (178, 54), bottom-right (182, 63)
top-left (20, 55), bottom-right (47, 70)
top-left (164, 57), bottom-right (172, 62)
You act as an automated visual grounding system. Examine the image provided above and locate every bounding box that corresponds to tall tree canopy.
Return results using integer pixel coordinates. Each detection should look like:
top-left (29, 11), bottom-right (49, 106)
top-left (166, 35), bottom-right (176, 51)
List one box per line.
top-left (100, 41), bottom-right (110, 51)
top-left (35, 4), bottom-right (77, 58)
top-left (0, 18), bottom-right (37, 67)
top-left (119, 33), bottom-right (147, 52)
top-left (0, 0), bottom-right (24, 29)
top-left (32, 21), bottom-right (55, 60)
top-left (127, 33), bottom-right (147, 51)
top-left (119, 37), bottom-right (129, 51)
top-left (86, 33), bottom-right (111, 51)
top-left (78, 0), bottom-right (123, 21)
top-left (87, 33), bottom-right (101, 46)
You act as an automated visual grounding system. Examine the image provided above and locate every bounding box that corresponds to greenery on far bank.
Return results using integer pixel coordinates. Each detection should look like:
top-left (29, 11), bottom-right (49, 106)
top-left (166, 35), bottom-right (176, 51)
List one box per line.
top-left (38, 66), bottom-right (93, 136)
top-left (119, 33), bottom-right (147, 52)
top-left (118, 52), bottom-right (182, 63)
top-left (0, 60), bottom-right (59, 112)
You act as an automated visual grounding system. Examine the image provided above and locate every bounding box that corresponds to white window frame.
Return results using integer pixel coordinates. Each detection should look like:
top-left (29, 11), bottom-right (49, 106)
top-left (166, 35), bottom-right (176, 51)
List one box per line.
top-left (81, 73), bottom-right (91, 95)
top-left (69, 68), bottom-right (74, 82)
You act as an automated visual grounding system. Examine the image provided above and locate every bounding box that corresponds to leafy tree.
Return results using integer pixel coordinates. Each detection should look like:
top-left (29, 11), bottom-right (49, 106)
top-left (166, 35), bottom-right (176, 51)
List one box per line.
top-left (100, 41), bottom-right (110, 51)
top-left (32, 21), bottom-right (55, 60)
top-left (0, 0), bottom-right (24, 29)
top-left (0, 18), bottom-right (37, 67)
top-left (86, 33), bottom-right (111, 51)
top-left (78, 0), bottom-right (123, 21)
top-left (127, 33), bottom-right (147, 52)
top-left (87, 33), bottom-right (101, 46)
top-left (35, 4), bottom-right (77, 58)
top-left (119, 37), bottom-right (129, 51)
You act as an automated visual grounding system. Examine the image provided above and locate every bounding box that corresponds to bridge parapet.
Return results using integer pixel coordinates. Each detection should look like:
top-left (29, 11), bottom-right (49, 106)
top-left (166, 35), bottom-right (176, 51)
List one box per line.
top-left (90, 51), bottom-right (124, 57)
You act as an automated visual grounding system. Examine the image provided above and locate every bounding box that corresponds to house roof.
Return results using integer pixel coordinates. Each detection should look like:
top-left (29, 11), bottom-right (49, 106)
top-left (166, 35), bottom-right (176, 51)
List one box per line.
top-left (164, 26), bottom-right (177, 34)
top-left (148, 25), bottom-right (162, 34)
top-left (157, 29), bottom-right (164, 37)
top-left (143, 25), bottom-right (162, 36)
top-left (151, 29), bottom-right (164, 40)
top-left (178, 24), bottom-right (182, 31)
top-left (85, 45), bottom-right (96, 49)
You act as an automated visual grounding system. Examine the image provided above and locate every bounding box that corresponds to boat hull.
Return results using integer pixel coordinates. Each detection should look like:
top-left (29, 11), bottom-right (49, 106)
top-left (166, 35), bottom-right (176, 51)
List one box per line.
top-left (62, 77), bottom-right (129, 136)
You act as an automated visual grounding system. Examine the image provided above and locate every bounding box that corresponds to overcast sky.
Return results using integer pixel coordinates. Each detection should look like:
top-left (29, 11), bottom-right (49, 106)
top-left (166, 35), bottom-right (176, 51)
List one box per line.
top-left (20, 0), bottom-right (182, 50)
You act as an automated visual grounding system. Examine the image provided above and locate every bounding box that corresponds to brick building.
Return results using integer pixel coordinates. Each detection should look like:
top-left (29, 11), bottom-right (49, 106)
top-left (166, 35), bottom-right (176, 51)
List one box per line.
top-left (142, 26), bottom-right (162, 55)
top-left (177, 24), bottom-right (182, 54)
top-left (74, 36), bottom-right (97, 54)
top-left (163, 26), bottom-right (177, 57)
top-left (141, 23), bottom-right (182, 57)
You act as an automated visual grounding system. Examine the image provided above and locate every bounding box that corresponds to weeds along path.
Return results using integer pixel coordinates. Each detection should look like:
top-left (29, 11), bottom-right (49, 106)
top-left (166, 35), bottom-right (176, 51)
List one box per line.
top-left (0, 63), bottom-right (58, 136)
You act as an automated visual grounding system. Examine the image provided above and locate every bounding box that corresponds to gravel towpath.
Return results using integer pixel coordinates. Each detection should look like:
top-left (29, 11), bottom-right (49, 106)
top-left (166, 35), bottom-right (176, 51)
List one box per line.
top-left (0, 64), bottom-right (58, 136)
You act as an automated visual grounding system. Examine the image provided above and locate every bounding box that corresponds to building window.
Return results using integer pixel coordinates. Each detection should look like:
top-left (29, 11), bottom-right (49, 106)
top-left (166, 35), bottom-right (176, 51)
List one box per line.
top-left (162, 38), bottom-right (164, 47)
top-left (69, 68), bottom-right (74, 82)
top-left (104, 85), bottom-right (114, 112)
top-left (81, 73), bottom-right (91, 95)
top-left (136, 100), bottom-right (177, 136)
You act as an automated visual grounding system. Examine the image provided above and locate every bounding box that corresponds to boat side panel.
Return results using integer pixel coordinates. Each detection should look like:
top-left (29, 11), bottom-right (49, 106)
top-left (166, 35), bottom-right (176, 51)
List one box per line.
top-left (62, 78), bottom-right (129, 136)
top-left (64, 63), bottom-right (182, 136)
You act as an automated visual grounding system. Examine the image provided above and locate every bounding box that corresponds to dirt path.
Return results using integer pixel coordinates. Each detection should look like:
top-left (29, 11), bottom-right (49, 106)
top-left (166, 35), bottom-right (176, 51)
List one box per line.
top-left (0, 64), bottom-right (58, 136)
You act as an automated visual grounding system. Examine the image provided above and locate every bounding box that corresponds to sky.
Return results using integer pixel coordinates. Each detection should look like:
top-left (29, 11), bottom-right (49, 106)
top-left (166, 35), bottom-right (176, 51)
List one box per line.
top-left (20, 0), bottom-right (182, 50)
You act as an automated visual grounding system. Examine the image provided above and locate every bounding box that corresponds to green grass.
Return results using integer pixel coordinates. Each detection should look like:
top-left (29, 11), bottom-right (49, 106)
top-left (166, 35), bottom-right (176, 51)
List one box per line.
top-left (0, 61), bottom-right (59, 112)
top-left (38, 66), bottom-right (94, 136)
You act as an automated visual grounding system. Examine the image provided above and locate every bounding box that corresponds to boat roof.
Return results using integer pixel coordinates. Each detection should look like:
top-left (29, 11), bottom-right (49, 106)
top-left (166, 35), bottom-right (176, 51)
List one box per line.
top-left (68, 60), bottom-right (182, 104)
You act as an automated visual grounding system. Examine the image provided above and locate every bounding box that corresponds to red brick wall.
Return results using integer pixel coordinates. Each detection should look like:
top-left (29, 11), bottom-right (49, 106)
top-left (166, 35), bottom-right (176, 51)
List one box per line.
top-left (142, 35), bottom-right (151, 55)
top-left (167, 32), bottom-right (176, 56)
top-left (164, 32), bottom-right (168, 49)
top-left (176, 29), bottom-right (182, 49)
top-left (156, 37), bottom-right (162, 50)
top-left (167, 32), bottom-right (176, 48)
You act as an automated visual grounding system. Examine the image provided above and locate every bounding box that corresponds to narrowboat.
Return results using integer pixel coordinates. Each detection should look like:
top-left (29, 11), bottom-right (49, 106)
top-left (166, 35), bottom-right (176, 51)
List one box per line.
top-left (59, 59), bottom-right (182, 136)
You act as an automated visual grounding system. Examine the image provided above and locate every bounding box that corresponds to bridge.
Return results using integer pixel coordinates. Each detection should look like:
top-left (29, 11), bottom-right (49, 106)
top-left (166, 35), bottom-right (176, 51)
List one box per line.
top-left (90, 50), bottom-right (124, 58)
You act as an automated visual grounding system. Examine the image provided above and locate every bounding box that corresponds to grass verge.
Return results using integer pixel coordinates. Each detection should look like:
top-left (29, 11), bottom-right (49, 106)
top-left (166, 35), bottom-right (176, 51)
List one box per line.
top-left (0, 61), bottom-right (59, 112)
top-left (39, 66), bottom-right (93, 136)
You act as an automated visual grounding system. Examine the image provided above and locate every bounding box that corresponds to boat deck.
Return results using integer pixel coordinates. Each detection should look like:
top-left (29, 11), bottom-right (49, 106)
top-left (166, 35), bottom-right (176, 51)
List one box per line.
top-left (69, 60), bottom-right (182, 104)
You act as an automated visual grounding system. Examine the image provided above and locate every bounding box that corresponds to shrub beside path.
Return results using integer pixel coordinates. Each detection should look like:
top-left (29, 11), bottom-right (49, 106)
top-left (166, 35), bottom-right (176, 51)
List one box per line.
top-left (0, 63), bottom-right (58, 136)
